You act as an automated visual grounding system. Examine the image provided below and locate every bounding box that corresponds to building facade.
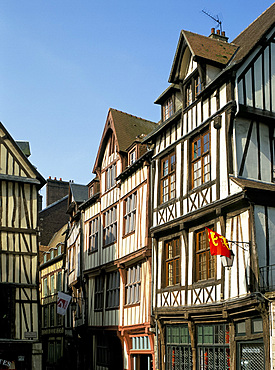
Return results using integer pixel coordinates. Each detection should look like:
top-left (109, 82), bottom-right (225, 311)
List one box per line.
top-left (0, 122), bottom-right (45, 369)
top-left (144, 4), bottom-right (275, 370)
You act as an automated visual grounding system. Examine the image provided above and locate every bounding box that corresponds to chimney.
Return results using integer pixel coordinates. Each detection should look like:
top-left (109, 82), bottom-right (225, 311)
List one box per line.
top-left (46, 178), bottom-right (70, 206)
top-left (209, 28), bottom-right (229, 42)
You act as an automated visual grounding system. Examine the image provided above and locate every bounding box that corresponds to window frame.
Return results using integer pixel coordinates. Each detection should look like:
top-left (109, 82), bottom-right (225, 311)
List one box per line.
top-left (195, 228), bottom-right (216, 282)
top-left (103, 206), bottom-right (117, 246)
top-left (125, 264), bottom-right (141, 306)
top-left (160, 151), bottom-right (176, 204)
top-left (164, 238), bottom-right (181, 287)
top-left (163, 97), bottom-right (174, 121)
top-left (88, 217), bottom-right (99, 252)
top-left (94, 275), bottom-right (104, 311)
top-left (191, 129), bottom-right (210, 189)
top-left (105, 163), bottom-right (116, 191)
top-left (129, 148), bottom-right (137, 165)
top-left (123, 192), bottom-right (137, 236)
top-left (106, 271), bottom-right (120, 309)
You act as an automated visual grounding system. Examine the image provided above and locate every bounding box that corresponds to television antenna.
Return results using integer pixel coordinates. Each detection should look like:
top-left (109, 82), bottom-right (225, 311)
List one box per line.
top-left (202, 9), bottom-right (223, 32)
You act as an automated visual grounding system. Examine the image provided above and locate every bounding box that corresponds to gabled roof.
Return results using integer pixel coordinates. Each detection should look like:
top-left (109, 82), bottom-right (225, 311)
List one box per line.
top-left (48, 224), bottom-right (67, 247)
top-left (93, 108), bottom-right (157, 172)
top-left (169, 30), bottom-right (238, 83)
top-left (69, 182), bottom-right (89, 204)
top-left (231, 2), bottom-right (275, 64)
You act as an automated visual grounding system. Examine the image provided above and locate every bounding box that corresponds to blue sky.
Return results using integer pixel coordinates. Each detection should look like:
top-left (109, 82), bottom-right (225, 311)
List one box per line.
top-left (0, 1), bottom-right (273, 201)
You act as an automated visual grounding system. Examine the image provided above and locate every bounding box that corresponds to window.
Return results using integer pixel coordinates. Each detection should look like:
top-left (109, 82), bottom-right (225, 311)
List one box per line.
top-left (104, 206), bottom-right (117, 246)
top-left (166, 325), bottom-right (192, 370)
top-left (57, 244), bottom-right (62, 255)
top-left (43, 253), bottom-right (47, 263)
top-left (50, 249), bottom-right (55, 259)
top-left (163, 97), bottom-right (173, 120)
top-left (129, 149), bottom-right (136, 165)
top-left (43, 277), bottom-right (48, 297)
top-left (97, 335), bottom-right (109, 367)
top-left (43, 306), bottom-right (49, 328)
top-left (186, 83), bottom-right (192, 106)
top-left (195, 229), bottom-right (216, 281)
top-left (89, 185), bottom-right (94, 198)
top-left (88, 217), bottom-right (99, 252)
top-left (106, 164), bottom-right (116, 190)
top-left (197, 324), bottom-right (230, 370)
top-left (192, 130), bottom-right (210, 188)
top-left (195, 76), bottom-right (202, 98)
top-left (106, 271), bottom-right (120, 309)
top-left (50, 304), bottom-right (55, 327)
top-left (160, 152), bottom-right (176, 204)
top-left (50, 274), bottom-right (55, 294)
top-left (94, 276), bottom-right (104, 311)
top-left (165, 238), bottom-right (180, 287)
top-left (57, 271), bottom-right (62, 292)
top-left (124, 193), bottom-right (136, 235)
top-left (125, 264), bottom-right (141, 305)
top-left (68, 244), bottom-right (75, 272)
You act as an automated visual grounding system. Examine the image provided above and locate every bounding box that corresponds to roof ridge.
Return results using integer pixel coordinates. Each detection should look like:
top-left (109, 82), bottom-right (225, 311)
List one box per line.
top-left (233, 3), bottom-right (275, 43)
top-left (110, 107), bottom-right (157, 125)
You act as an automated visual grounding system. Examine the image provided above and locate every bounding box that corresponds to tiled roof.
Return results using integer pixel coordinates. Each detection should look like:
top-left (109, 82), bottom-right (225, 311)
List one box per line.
top-left (69, 183), bottom-right (89, 203)
top-left (48, 224), bottom-right (68, 247)
top-left (183, 30), bottom-right (238, 66)
top-left (231, 3), bottom-right (275, 63)
top-left (110, 108), bottom-right (157, 152)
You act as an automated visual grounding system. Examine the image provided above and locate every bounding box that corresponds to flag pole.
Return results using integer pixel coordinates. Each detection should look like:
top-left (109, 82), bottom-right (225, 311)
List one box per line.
top-left (227, 240), bottom-right (250, 251)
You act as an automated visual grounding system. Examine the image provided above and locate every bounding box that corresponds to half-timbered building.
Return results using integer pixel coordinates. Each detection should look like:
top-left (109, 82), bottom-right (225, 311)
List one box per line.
top-left (80, 108), bottom-right (157, 370)
top-left (144, 4), bottom-right (275, 370)
top-left (0, 122), bottom-right (46, 369)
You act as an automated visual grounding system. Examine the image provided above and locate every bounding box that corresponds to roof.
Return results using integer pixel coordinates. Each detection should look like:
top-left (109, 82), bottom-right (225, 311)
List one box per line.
top-left (231, 3), bottom-right (275, 64)
top-left (48, 224), bottom-right (68, 247)
top-left (69, 182), bottom-right (89, 203)
top-left (16, 141), bottom-right (31, 157)
top-left (183, 30), bottom-right (238, 66)
top-left (93, 108), bottom-right (157, 172)
top-left (110, 109), bottom-right (157, 152)
top-left (230, 176), bottom-right (275, 192)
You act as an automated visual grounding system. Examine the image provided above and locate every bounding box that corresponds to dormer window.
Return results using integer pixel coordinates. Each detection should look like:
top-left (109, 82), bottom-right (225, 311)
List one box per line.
top-left (185, 73), bottom-right (202, 108)
top-left (106, 164), bottom-right (116, 190)
top-left (89, 185), bottom-right (94, 198)
top-left (186, 83), bottom-right (192, 107)
top-left (163, 97), bottom-right (173, 121)
top-left (129, 149), bottom-right (136, 165)
top-left (195, 76), bottom-right (202, 98)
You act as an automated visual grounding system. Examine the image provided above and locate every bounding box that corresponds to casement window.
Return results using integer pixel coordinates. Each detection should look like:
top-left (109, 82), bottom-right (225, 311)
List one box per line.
top-left (163, 97), bottom-right (173, 121)
top-left (89, 185), bottom-right (94, 198)
top-left (124, 192), bottom-right (136, 235)
top-left (197, 324), bottom-right (230, 370)
top-left (57, 244), bottom-right (62, 255)
top-left (106, 164), bottom-right (116, 190)
top-left (50, 304), bottom-right (55, 327)
top-left (125, 264), bottom-right (141, 305)
top-left (166, 325), bottom-right (192, 370)
top-left (94, 275), bottom-right (104, 311)
top-left (43, 306), bottom-right (49, 328)
top-left (68, 244), bottom-right (75, 272)
top-left (192, 130), bottom-right (210, 188)
top-left (165, 238), bottom-right (180, 287)
top-left (106, 271), bottom-right (120, 309)
top-left (104, 206), bottom-right (117, 246)
top-left (43, 253), bottom-right (47, 263)
top-left (195, 76), bottom-right (202, 98)
top-left (195, 229), bottom-right (216, 281)
top-left (88, 217), bottom-right (99, 252)
top-left (160, 152), bottom-right (176, 204)
top-left (129, 149), bottom-right (137, 165)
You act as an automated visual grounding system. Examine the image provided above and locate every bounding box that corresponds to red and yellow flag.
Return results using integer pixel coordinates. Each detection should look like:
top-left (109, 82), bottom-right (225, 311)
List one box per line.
top-left (206, 228), bottom-right (231, 258)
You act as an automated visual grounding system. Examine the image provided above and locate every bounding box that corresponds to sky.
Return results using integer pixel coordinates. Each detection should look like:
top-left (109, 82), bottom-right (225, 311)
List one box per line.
top-left (0, 0), bottom-right (274, 203)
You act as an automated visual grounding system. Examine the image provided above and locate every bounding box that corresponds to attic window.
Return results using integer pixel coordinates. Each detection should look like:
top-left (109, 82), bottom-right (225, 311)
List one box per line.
top-left (89, 185), bottom-right (94, 198)
top-left (129, 148), bottom-right (137, 165)
top-left (195, 76), bottom-right (202, 97)
top-left (185, 73), bottom-right (202, 108)
top-left (163, 97), bottom-right (173, 121)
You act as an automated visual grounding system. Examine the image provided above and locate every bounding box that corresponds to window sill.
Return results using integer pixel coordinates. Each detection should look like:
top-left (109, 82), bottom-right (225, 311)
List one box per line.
top-left (105, 306), bottom-right (119, 311)
top-left (192, 278), bottom-right (221, 288)
top-left (103, 241), bottom-right (117, 248)
top-left (189, 179), bottom-right (215, 194)
top-left (157, 197), bottom-right (179, 210)
top-left (122, 230), bottom-right (135, 239)
top-left (88, 248), bottom-right (98, 255)
top-left (124, 303), bottom-right (140, 308)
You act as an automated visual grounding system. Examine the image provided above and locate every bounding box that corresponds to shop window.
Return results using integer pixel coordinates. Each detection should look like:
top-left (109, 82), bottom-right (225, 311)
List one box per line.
top-left (106, 271), bottom-right (120, 309)
top-left (166, 325), bottom-right (192, 370)
top-left (103, 206), bottom-right (117, 246)
top-left (191, 129), bottom-right (210, 189)
top-left (88, 217), bottom-right (99, 252)
top-left (195, 229), bottom-right (216, 282)
top-left (160, 151), bottom-right (176, 204)
top-left (197, 324), bottom-right (230, 370)
top-left (165, 238), bottom-right (180, 287)
top-left (124, 192), bottom-right (136, 235)
top-left (125, 264), bottom-right (141, 305)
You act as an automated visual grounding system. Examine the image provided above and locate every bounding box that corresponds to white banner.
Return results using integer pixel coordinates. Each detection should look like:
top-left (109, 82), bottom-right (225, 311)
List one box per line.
top-left (57, 292), bottom-right (71, 316)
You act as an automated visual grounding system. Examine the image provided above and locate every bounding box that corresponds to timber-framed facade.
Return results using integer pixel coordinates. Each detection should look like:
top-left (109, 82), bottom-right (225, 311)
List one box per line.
top-left (144, 4), bottom-right (275, 370)
top-left (0, 122), bottom-right (45, 369)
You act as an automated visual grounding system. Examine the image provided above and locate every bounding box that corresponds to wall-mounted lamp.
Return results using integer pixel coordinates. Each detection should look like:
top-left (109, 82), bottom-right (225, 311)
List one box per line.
top-left (221, 250), bottom-right (235, 269)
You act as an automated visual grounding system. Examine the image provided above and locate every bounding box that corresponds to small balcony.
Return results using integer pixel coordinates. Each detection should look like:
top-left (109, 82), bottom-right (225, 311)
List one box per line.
top-left (259, 265), bottom-right (275, 292)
